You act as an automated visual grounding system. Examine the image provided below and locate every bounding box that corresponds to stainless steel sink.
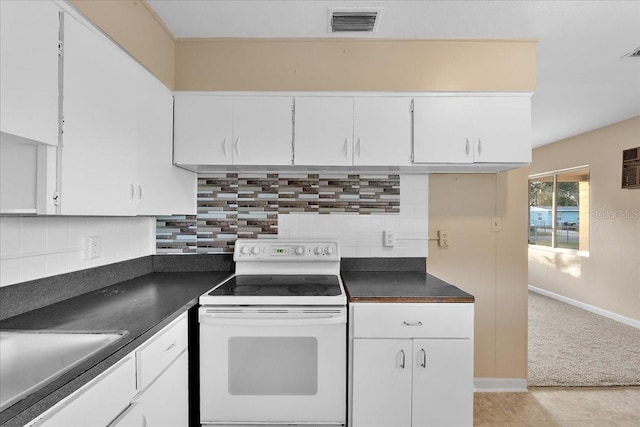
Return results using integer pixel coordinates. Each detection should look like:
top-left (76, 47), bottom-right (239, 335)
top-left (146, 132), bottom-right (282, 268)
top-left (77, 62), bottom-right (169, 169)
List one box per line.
top-left (0, 330), bottom-right (127, 411)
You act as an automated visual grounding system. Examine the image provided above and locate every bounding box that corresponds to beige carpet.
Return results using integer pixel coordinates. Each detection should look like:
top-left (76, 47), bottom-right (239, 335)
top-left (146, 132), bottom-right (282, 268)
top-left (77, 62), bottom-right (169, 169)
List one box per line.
top-left (528, 291), bottom-right (640, 386)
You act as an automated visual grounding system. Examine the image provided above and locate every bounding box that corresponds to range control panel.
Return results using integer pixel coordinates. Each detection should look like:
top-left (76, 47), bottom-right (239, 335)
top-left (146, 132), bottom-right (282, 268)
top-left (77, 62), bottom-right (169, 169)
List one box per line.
top-left (234, 239), bottom-right (339, 262)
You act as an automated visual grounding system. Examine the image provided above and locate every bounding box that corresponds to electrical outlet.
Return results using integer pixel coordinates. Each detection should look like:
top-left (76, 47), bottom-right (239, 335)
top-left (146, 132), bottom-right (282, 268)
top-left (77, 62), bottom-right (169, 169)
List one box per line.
top-left (437, 230), bottom-right (449, 248)
top-left (83, 236), bottom-right (102, 259)
top-left (383, 230), bottom-right (395, 247)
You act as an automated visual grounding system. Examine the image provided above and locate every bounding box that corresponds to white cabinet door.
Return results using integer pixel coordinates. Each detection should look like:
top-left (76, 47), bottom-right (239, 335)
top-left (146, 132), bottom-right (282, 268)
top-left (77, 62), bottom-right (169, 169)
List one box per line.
top-left (353, 98), bottom-right (411, 166)
top-left (351, 339), bottom-right (412, 427)
top-left (111, 352), bottom-right (189, 427)
top-left (135, 73), bottom-right (196, 215)
top-left (60, 14), bottom-right (138, 215)
top-left (232, 97), bottom-right (293, 165)
top-left (413, 96), bottom-right (531, 165)
top-left (0, 0), bottom-right (59, 146)
top-left (137, 351), bottom-right (188, 427)
top-left (294, 97), bottom-right (353, 166)
top-left (412, 339), bottom-right (474, 427)
top-left (173, 95), bottom-right (233, 165)
top-left (413, 97), bottom-right (475, 163)
top-left (36, 355), bottom-right (136, 427)
top-left (473, 96), bottom-right (531, 163)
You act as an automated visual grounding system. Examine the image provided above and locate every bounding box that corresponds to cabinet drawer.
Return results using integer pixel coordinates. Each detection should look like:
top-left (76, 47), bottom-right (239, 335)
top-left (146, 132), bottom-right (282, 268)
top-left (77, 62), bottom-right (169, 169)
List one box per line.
top-left (352, 303), bottom-right (473, 339)
top-left (35, 355), bottom-right (136, 427)
top-left (136, 313), bottom-right (187, 391)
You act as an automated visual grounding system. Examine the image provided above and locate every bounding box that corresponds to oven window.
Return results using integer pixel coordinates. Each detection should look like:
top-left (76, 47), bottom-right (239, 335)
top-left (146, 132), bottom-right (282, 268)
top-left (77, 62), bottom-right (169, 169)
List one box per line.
top-left (228, 337), bottom-right (318, 396)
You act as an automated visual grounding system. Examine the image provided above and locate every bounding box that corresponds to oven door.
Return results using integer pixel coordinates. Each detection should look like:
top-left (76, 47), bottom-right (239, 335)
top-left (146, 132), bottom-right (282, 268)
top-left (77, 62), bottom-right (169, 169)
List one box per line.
top-left (199, 306), bottom-right (347, 425)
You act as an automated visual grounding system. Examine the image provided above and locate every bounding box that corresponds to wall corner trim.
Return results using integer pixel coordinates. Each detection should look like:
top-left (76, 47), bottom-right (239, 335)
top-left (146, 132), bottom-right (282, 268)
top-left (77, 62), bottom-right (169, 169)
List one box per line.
top-left (474, 378), bottom-right (528, 393)
top-left (528, 285), bottom-right (640, 329)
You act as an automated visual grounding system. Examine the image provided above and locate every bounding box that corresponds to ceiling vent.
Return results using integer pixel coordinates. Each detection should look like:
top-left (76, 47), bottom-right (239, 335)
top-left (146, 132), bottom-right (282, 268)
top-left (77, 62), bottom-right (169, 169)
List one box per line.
top-left (621, 46), bottom-right (640, 58)
top-left (329, 8), bottom-right (382, 33)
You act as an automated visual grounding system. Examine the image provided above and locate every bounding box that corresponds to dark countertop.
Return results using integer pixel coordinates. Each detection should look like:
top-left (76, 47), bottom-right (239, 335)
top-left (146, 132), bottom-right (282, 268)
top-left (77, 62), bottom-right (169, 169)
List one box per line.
top-left (0, 271), bottom-right (230, 427)
top-left (341, 271), bottom-right (474, 303)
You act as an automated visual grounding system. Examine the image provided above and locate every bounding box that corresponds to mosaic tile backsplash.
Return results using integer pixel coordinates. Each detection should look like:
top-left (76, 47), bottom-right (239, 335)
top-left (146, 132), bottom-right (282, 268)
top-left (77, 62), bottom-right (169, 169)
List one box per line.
top-left (156, 173), bottom-right (400, 254)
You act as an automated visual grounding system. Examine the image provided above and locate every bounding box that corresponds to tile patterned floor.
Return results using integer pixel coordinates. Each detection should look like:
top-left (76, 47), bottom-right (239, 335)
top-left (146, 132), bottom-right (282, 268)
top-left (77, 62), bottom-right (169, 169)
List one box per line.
top-left (474, 387), bottom-right (640, 426)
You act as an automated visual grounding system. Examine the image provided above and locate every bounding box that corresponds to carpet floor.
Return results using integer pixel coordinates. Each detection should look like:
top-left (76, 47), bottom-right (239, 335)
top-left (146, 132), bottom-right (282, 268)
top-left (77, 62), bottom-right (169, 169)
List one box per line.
top-left (528, 291), bottom-right (640, 387)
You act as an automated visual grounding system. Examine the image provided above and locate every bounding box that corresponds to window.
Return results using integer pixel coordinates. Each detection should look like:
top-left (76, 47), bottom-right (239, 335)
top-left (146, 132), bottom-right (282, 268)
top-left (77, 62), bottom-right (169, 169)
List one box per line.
top-left (529, 167), bottom-right (590, 251)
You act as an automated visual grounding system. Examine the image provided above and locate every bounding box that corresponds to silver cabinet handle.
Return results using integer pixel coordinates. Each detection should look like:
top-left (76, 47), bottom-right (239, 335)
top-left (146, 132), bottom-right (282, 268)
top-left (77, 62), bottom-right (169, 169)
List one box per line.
top-left (222, 137), bottom-right (228, 157)
top-left (356, 137), bottom-right (361, 157)
top-left (465, 138), bottom-right (470, 156)
top-left (234, 137), bottom-right (241, 157)
top-left (419, 348), bottom-right (427, 368)
top-left (164, 341), bottom-right (177, 352)
top-left (477, 138), bottom-right (483, 156)
top-left (343, 138), bottom-right (348, 157)
top-left (129, 184), bottom-right (135, 200)
top-left (138, 184), bottom-right (143, 201)
top-left (398, 349), bottom-right (406, 369)
top-left (403, 321), bottom-right (423, 327)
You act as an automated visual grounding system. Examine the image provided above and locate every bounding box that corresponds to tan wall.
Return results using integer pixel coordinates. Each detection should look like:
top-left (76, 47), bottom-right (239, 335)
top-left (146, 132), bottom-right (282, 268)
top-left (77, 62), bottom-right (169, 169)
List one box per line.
top-left (175, 39), bottom-right (536, 91)
top-left (529, 117), bottom-right (640, 321)
top-left (428, 170), bottom-right (529, 379)
top-left (70, 0), bottom-right (175, 89)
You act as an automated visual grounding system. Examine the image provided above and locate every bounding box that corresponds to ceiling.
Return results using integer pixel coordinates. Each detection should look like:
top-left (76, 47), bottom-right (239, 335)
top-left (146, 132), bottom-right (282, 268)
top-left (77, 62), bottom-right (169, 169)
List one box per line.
top-left (146, 0), bottom-right (640, 148)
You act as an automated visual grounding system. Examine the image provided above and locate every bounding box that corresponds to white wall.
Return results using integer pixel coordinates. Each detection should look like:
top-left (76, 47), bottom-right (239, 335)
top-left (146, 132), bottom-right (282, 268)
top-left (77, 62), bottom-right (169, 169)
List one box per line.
top-left (278, 174), bottom-right (428, 258)
top-left (0, 216), bottom-right (155, 287)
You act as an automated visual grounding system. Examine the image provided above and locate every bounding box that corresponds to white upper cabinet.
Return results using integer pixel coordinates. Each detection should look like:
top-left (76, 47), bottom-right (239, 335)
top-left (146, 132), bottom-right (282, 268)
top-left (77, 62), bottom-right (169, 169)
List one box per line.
top-left (61, 14), bottom-right (138, 216)
top-left (61, 14), bottom-right (195, 216)
top-left (413, 95), bottom-right (531, 164)
top-left (0, 0), bottom-right (60, 146)
top-left (294, 97), bottom-right (354, 166)
top-left (353, 98), bottom-right (412, 166)
top-left (174, 95), bottom-right (233, 165)
top-left (174, 95), bottom-right (293, 166)
top-left (135, 71), bottom-right (196, 215)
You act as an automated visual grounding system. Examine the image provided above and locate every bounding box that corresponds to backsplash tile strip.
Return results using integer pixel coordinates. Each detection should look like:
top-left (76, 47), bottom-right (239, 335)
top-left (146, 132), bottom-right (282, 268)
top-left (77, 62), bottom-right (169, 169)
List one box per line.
top-left (156, 173), bottom-right (400, 253)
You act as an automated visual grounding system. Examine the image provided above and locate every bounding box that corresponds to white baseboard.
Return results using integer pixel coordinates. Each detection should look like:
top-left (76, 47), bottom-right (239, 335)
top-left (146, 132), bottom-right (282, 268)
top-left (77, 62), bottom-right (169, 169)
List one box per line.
top-left (474, 378), bottom-right (528, 393)
top-left (528, 285), bottom-right (640, 329)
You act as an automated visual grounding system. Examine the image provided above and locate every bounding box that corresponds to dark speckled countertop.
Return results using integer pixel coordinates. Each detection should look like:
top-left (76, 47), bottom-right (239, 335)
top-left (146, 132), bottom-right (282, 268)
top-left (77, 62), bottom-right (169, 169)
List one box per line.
top-left (341, 271), bottom-right (474, 303)
top-left (0, 271), bottom-right (230, 427)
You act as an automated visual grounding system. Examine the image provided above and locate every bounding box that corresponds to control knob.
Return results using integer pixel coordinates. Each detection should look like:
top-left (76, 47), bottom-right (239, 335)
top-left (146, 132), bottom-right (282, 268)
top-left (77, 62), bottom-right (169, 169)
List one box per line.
top-left (240, 246), bottom-right (249, 255)
top-left (295, 246), bottom-right (305, 255)
top-left (325, 246), bottom-right (334, 255)
top-left (314, 246), bottom-right (324, 255)
top-left (251, 246), bottom-right (260, 255)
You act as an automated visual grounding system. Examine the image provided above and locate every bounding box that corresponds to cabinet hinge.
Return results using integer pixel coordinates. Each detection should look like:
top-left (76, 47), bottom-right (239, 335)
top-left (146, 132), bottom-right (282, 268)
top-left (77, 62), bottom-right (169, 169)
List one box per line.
top-left (52, 192), bottom-right (60, 206)
top-left (58, 40), bottom-right (63, 56)
top-left (411, 99), bottom-right (414, 113)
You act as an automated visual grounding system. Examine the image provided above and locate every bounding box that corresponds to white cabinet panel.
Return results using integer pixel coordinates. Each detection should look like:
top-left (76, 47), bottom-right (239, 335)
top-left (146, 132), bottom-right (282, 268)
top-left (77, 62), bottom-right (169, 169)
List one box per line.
top-left (61, 14), bottom-right (195, 216)
top-left (60, 14), bottom-right (138, 215)
top-left (294, 97), bottom-right (353, 166)
top-left (174, 95), bottom-right (233, 165)
top-left (413, 97), bottom-right (475, 163)
top-left (353, 98), bottom-right (411, 166)
top-left (412, 339), bottom-right (474, 427)
top-left (174, 95), bottom-right (292, 166)
top-left (351, 339), bottom-right (412, 427)
top-left (136, 74), bottom-right (195, 215)
top-left (232, 97), bottom-right (293, 165)
top-left (35, 355), bottom-right (136, 427)
top-left (413, 96), bottom-right (531, 165)
top-left (350, 303), bottom-right (474, 427)
top-left (0, 0), bottom-right (60, 146)
top-left (473, 96), bottom-right (531, 163)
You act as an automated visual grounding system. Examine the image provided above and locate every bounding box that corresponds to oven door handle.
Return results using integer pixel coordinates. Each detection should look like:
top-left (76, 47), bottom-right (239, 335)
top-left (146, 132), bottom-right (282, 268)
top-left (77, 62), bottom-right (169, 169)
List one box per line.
top-left (199, 313), bottom-right (347, 327)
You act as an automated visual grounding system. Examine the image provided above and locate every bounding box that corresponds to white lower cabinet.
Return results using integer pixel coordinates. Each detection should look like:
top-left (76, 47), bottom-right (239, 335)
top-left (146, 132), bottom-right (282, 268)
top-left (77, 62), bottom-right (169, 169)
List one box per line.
top-left (30, 313), bottom-right (189, 427)
top-left (33, 355), bottom-right (136, 427)
top-left (350, 303), bottom-right (474, 427)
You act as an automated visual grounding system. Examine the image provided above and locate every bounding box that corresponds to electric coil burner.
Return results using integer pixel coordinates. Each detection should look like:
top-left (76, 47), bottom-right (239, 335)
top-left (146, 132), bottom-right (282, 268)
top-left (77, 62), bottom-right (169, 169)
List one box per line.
top-left (198, 239), bottom-right (347, 426)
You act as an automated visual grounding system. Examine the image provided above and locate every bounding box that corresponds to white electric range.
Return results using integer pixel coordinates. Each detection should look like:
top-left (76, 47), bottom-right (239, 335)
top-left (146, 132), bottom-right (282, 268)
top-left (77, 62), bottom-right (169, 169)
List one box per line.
top-left (199, 239), bottom-right (347, 426)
